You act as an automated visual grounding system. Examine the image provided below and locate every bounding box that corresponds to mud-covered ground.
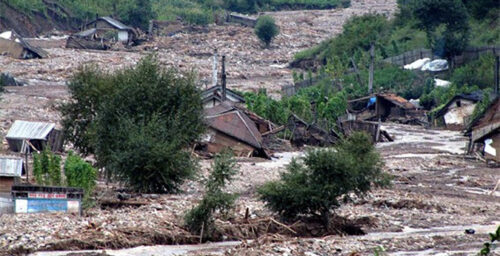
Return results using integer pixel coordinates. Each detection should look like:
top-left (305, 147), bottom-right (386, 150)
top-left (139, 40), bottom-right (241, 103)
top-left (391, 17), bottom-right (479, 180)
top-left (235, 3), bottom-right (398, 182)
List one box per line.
top-left (6, 124), bottom-right (497, 256)
top-left (1, 0), bottom-right (499, 255)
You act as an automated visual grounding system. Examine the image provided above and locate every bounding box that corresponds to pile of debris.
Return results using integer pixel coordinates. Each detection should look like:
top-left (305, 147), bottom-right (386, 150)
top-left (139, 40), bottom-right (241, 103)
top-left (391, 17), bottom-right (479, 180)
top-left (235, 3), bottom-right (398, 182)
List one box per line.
top-left (0, 30), bottom-right (47, 59)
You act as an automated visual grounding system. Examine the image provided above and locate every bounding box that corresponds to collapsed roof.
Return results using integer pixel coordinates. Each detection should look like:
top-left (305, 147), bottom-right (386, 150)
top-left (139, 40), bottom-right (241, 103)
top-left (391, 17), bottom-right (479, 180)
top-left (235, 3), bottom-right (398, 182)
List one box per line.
top-left (0, 30), bottom-right (47, 59)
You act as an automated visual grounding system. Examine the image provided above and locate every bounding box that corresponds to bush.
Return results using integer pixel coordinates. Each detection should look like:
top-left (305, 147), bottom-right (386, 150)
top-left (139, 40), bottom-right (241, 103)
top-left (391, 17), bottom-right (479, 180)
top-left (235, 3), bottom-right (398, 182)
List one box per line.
top-left (258, 132), bottom-right (390, 225)
top-left (255, 15), bottom-right (280, 47)
top-left (61, 56), bottom-right (205, 193)
top-left (184, 151), bottom-right (239, 239)
top-left (33, 148), bottom-right (62, 186)
top-left (64, 152), bottom-right (97, 206)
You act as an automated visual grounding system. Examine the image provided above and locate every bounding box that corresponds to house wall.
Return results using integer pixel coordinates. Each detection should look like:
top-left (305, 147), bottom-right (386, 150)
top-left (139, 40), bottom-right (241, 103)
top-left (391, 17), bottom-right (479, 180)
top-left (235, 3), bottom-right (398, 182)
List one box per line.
top-left (206, 129), bottom-right (255, 157)
top-left (443, 99), bottom-right (476, 129)
top-left (0, 192), bottom-right (13, 214)
top-left (117, 31), bottom-right (129, 42)
top-left (484, 131), bottom-right (500, 162)
top-left (0, 38), bottom-right (25, 58)
top-left (0, 177), bottom-right (15, 193)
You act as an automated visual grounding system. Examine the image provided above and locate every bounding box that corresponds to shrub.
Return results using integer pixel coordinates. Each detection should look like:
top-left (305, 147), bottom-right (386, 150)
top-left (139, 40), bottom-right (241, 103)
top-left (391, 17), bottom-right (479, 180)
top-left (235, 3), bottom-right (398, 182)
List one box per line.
top-left (64, 151), bottom-right (97, 206)
top-left (184, 151), bottom-right (239, 239)
top-left (258, 132), bottom-right (390, 225)
top-left (255, 15), bottom-right (280, 47)
top-left (32, 148), bottom-right (62, 186)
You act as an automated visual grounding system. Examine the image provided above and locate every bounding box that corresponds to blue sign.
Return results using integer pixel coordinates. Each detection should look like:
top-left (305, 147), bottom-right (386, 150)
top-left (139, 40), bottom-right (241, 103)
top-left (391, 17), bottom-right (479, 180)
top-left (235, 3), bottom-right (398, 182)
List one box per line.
top-left (27, 199), bottom-right (68, 213)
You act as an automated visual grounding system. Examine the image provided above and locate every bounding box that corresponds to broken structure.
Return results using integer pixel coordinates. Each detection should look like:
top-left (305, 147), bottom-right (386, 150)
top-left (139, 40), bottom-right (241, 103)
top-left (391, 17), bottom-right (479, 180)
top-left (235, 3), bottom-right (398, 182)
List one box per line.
top-left (203, 103), bottom-right (269, 158)
top-left (347, 93), bottom-right (426, 125)
top-left (340, 120), bottom-right (393, 143)
top-left (67, 16), bottom-right (138, 49)
top-left (0, 31), bottom-right (47, 59)
top-left (468, 96), bottom-right (500, 163)
top-left (287, 114), bottom-right (339, 147)
top-left (434, 91), bottom-right (483, 130)
top-left (5, 120), bottom-right (64, 153)
top-left (202, 85), bottom-right (246, 108)
top-left (227, 13), bottom-right (257, 27)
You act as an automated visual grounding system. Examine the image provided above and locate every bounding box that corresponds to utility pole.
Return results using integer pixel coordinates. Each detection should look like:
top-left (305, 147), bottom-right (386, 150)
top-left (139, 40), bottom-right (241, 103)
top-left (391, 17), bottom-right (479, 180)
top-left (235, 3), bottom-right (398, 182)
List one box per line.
top-left (368, 43), bottom-right (374, 94)
top-left (212, 49), bottom-right (218, 87)
top-left (495, 55), bottom-right (499, 96)
top-left (221, 55), bottom-right (227, 101)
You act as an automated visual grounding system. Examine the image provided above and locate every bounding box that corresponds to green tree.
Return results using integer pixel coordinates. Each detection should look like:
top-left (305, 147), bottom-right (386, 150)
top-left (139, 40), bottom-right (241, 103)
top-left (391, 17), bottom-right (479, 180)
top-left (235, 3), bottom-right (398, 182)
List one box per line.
top-left (410, 0), bottom-right (470, 60)
top-left (61, 56), bottom-right (205, 193)
top-left (64, 151), bottom-right (97, 207)
top-left (184, 151), bottom-right (239, 239)
top-left (118, 0), bottom-right (155, 30)
top-left (255, 15), bottom-right (280, 47)
top-left (258, 132), bottom-right (390, 225)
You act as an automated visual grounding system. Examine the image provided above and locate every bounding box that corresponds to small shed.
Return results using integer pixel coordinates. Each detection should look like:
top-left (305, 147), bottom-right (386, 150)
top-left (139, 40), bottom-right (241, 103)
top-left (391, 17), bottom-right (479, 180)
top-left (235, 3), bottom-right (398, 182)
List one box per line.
top-left (66, 28), bottom-right (110, 50)
top-left (85, 17), bottom-right (137, 45)
top-left (202, 85), bottom-right (246, 109)
top-left (6, 120), bottom-right (64, 153)
top-left (0, 30), bottom-right (47, 59)
top-left (469, 97), bottom-right (500, 163)
top-left (0, 157), bottom-right (23, 193)
top-left (435, 91), bottom-right (483, 130)
top-left (287, 114), bottom-right (339, 147)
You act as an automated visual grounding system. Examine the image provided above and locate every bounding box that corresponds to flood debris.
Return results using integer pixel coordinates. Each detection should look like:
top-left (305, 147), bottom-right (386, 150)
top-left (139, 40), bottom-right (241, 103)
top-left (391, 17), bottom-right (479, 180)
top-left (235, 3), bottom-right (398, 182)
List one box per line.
top-left (347, 93), bottom-right (427, 125)
top-left (5, 120), bottom-right (64, 153)
top-left (0, 30), bottom-right (47, 59)
top-left (66, 17), bottom-right (139, 50)
top-left (286, 114), bottom-right (339, 147)
top-left (0, 72), bottom-right (22, 86)
top-left (227, 13), bottom-right (258, 27)
top-left (468, 96), bottom-right (500, 164)
top-left (434, 91), bottom-right (483, 130)
top-left (340, 120), bottom-right (393, 143)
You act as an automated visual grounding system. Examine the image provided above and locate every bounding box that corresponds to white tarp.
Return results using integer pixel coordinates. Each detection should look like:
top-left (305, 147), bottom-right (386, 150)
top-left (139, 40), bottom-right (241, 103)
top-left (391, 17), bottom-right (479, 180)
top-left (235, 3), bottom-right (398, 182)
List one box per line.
top-left (404, 58), bottom-right (430, 70)
top-left (421, 59), bottom-right (448, 72)
top-left (434, 78), bottom-right (451, 87)
top-left (485, 138), bottom-right (496, 157)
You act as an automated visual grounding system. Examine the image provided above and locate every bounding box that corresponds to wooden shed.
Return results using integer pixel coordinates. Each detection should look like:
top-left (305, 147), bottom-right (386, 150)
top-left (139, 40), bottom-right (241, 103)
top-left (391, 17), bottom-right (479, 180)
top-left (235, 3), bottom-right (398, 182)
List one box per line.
top-left (469, 97), bottom-right (500, 163)
top-left (6, 120), bottom-right (64, 153)
top-left (0, 157), bottom-right (23, 193)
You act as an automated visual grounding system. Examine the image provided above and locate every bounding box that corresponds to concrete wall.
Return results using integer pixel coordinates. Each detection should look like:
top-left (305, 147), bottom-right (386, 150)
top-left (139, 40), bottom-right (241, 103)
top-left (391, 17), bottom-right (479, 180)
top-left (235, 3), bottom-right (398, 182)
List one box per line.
top-left (0, 193), bottom-right (13, 214)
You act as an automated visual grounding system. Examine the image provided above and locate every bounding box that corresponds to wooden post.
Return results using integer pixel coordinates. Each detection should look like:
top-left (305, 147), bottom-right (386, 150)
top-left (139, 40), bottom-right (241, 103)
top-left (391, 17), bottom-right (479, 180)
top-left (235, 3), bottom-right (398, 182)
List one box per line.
top-left (221, 55), bottom-right (227, 101)
top-left (369, 43), bottom-right (374, 94)
top-left (24, 140), bottom-right (29, 183)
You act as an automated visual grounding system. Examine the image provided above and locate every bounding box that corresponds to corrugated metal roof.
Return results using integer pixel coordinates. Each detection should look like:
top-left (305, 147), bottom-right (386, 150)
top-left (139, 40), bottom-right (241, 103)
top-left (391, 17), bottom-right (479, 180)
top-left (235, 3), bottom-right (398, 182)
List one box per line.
top-left (206, 110), bottom-right (262, 148)
top-left (377, 93), bottom-right (415, 109)
top-left (100, 16), bottom-right (132, 30)
top-left (0, 157), bottom-right (23, 177)
top-left (6, 120), bottom-right (55, 140)
top-left (75, 28), bottom-right (97, 37)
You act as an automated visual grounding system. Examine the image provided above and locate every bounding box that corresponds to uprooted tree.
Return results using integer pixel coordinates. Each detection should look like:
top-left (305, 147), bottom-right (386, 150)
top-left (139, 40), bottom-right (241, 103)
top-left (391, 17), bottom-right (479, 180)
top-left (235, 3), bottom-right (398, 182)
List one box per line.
top-left (60, 56), bottom-right (205, 193)
top-left (258, 132), bottom-right (391, 226)
top-left (184, 151), bottom-right (239, 240)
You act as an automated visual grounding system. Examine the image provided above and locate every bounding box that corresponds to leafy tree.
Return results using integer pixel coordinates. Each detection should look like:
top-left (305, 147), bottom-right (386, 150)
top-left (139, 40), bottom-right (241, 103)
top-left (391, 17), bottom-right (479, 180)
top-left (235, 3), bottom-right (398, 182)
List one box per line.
top-left (255, 15), bottom-right (280, 47)
top-left (410, 0), bottom-right (470, 60)
top-left (59, 65), bottom-right (116, 156)
top-left (258, 132), bottom-right (390, 225)
top-left (64, 151), bottom-right (97, 207)
top-left (61, 56), bottom-right (205, 193)
top-left (480, 225), bottom-right (500, 255)
top-left (118, 0), bottom-right (155, 30)
top-left (184, 151), bottom-right (239, 239)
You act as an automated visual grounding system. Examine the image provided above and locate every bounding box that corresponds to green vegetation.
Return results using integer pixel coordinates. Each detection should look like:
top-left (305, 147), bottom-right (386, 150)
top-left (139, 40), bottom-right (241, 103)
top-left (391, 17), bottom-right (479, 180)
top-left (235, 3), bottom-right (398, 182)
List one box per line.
top-left (6, 0), bottom-right (351, 26)
top-left (258, 132), bottom-right (390, 225)
top-left (184, 151), bottom-right (239, 239)
top-left (33, 147), bottom-right (62, 186)
top-left (64, 152), bottom-right (97, 207)
top-left (255, 15), bottom-right (280, 47)
top-left (480, 225), bottom-right (500, 255)
top-left (60, 56), bottom-right (205, 193)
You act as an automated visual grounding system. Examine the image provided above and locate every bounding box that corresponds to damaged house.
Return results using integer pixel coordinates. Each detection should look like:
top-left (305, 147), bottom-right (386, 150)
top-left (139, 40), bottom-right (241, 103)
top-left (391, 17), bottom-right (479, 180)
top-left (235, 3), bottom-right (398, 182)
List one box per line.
top-left (347, 93), bottom-right (425, 124)
top-left (0, 31), bottom-right (47, 59)
top-left (468, 96), bottom-right (500, 163)
top-left (202, 85), bottom-right (245, 108)
top-left (66, 16), bottom-right (138, 49)
top-left (201, 102), bottom-right (283, 158)
top-left (287, 114), bottom-right (340, 147)
top-left (5, 120), bottom-right (64, 153)
top-left (434, 91), bottom-right (483, 130)
top-left (0, 157), bottom-right (23, 214)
